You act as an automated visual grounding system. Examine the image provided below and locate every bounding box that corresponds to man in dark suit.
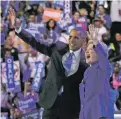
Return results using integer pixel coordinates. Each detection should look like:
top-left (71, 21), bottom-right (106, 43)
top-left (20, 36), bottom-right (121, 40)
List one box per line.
top-left (9, 9), bottom-right (88, 119)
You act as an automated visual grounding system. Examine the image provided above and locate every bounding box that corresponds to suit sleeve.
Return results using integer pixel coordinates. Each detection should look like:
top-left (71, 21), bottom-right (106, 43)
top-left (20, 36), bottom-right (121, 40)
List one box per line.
top-left (94, 43), bottom-right (110, 76)
top-left (15, 29), bottom-right (55, 57)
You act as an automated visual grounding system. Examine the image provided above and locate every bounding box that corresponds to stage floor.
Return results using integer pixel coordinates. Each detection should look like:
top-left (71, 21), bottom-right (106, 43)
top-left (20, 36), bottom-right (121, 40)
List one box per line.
top-left (114, 111), bottom-right (121, 119)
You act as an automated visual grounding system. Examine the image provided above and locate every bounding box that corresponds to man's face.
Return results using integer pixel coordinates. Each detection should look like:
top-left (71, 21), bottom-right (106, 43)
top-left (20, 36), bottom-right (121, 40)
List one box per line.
top-left (94, 21), bottom-right (101, 28)
top-left (98, 6), bottom-right (105, 15)
top-left (28, 15), bottom-right (36, 23)
top-left (69, 29), bottom-right (84, 51)
top-left (85, 42), bottom-right (98, 64)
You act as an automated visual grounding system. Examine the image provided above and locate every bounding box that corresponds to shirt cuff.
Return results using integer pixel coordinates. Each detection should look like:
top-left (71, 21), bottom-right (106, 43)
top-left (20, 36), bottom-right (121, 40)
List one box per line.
top-left (15, 26), bottom-right (22, 34)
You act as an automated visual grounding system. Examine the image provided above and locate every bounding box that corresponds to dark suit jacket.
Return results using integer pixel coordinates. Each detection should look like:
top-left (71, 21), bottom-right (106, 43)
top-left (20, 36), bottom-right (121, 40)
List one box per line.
top-left (16, 29), bottom-right (88, 114)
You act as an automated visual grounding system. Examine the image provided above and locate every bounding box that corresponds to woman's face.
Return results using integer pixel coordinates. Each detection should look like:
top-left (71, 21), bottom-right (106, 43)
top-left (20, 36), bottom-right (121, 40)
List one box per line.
top-left (85, 43), bottom-right (98, 64)
top-left (115, 33), bottom-right (121, 42)
top-left (73, 12), bottom-right (80, 21)
top-left (49, 20), bottom-right (55, 28)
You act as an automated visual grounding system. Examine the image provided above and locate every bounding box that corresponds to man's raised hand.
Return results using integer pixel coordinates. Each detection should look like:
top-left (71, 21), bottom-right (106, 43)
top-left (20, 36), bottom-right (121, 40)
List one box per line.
top-left (9, 8), bottom-right (16, 28)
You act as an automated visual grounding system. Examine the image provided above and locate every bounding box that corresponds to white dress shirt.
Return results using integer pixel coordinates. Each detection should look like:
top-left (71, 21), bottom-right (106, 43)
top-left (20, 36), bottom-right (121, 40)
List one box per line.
top-left (59, 48), bottom-right (82, 95)
top-left (62, 48), bottom-right (81, 77)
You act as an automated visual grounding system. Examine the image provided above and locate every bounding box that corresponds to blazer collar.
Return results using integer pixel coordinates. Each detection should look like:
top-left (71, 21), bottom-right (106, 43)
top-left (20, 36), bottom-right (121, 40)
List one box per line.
top-left (59, 46), bottom-right (85, 61)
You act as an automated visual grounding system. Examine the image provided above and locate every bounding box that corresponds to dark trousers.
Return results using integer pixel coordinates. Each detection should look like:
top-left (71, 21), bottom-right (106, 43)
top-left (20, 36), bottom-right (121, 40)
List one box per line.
top-left (42, 96), bottom-right (79, 119)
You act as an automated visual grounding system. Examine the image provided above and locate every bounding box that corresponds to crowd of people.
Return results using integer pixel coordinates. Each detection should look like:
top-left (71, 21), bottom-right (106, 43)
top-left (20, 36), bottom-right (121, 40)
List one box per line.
top-left (0, 0), bottom-right (121, 119)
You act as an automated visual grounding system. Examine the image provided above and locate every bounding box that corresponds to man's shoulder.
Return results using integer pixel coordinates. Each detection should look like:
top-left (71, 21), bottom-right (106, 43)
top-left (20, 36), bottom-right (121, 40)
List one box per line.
top-left (100, 26), bottom-right (107, 30)
top-left (99, 26), bottom-right (107, 33)
top-left (55, 41), bottom-right (68, 50)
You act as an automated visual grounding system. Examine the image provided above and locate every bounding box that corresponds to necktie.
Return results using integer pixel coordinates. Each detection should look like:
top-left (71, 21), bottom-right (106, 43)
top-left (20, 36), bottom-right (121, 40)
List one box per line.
top-left (64, 52), bottom-right (74, 73)
top-left (59, 52), bottom-right (74, 95)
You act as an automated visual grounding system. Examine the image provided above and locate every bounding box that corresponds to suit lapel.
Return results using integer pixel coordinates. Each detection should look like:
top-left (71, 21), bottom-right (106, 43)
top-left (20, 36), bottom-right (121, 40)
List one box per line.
top-left (58, 45), bottom-right (69, 56)
top-left (58, 45), bottom-right (87, 77)
top-left (57, 45), bottom-right (69, 77)
top-left (68, 49), bottom-right (86, 76)
top-left (80, 49), bottom-right (86, 63)
top-left (60, 48), bottom-right (86, 77)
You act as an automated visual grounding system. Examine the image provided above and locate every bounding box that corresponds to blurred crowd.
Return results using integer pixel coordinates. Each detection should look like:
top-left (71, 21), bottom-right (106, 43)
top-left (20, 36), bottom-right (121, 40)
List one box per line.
top-left (0, 0), bottom-right (121, 119)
